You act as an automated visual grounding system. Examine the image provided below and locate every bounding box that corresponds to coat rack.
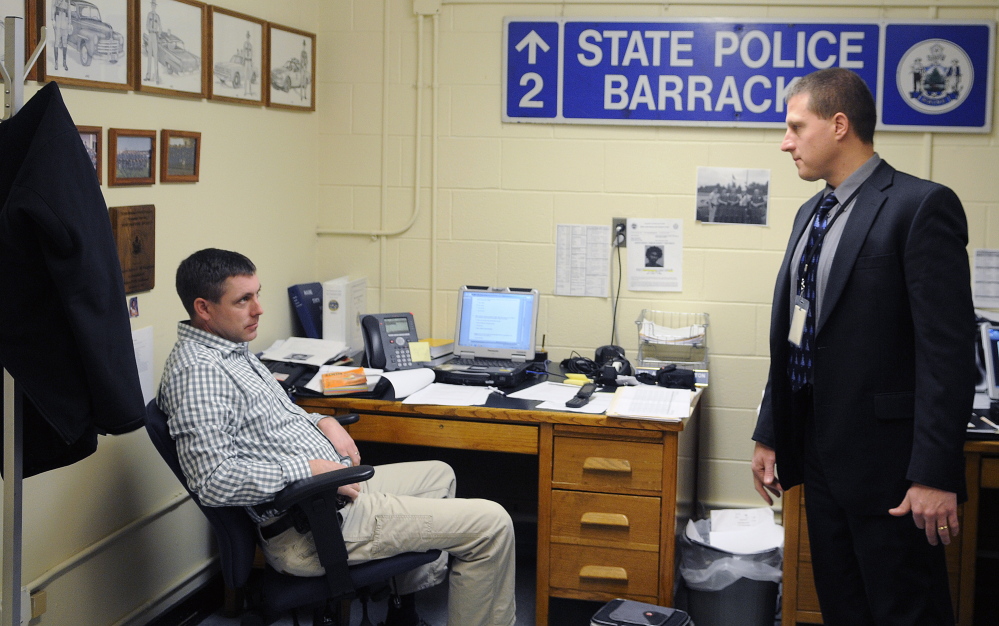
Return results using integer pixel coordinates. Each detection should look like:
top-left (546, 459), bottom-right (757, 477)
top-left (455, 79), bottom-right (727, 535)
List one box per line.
top-left (2, 16), bottom-right (48, 625)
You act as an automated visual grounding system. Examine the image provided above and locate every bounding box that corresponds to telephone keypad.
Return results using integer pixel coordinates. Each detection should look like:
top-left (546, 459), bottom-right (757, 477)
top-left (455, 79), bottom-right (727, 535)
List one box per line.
top-left (394, 346), bottom-right (412, 367)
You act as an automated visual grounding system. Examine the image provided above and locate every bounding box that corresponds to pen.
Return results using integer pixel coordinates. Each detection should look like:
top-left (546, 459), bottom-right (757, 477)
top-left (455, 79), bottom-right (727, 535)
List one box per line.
top-left (980, 414), bottom-right (999, 430)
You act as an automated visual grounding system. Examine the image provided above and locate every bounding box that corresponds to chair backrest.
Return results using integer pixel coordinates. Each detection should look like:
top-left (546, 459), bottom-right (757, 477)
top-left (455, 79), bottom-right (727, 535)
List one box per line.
top-left (144, 400), bottom-right (258, 590)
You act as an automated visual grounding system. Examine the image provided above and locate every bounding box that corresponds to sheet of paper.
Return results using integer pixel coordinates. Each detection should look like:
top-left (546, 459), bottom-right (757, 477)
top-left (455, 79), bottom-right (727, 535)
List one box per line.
top-left (606, 385), bottom-right (691, 420)
top-left (710, 507), bottom-right (775, 532)
top-left (260, 337), bottom-right (348, 366)
top-left (507, 381), bottom-right (584, 401)
top-left (131, 326), bottom-right (155, 404)
top-left (402, 383), bottom-right (494, 406)
top-left (973, 249), bottom-right (999, 308)
top-left (382, 368), bottom-right (436, 399)
top-left (555, 224), bottom-right (611, 297)
top-left (627, 218), bottom-right (683, 292)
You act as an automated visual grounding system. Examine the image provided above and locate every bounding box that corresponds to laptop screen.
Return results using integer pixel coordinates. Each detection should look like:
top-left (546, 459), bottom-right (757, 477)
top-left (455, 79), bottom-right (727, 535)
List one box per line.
top-left (455, 287), bottom-right (538, 355)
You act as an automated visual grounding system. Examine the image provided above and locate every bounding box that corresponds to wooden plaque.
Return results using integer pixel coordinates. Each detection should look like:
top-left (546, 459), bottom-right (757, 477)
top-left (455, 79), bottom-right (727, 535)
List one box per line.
top-left (110, 204), bottom-right (156, 294)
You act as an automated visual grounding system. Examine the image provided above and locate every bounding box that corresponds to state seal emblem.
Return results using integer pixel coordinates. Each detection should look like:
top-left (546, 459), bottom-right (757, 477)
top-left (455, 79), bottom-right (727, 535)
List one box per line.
top-left (896, 39), bottom-right (973, 114)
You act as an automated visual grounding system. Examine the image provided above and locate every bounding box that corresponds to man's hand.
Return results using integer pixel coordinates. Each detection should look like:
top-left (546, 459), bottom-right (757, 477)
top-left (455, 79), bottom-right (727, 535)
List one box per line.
top-left (317, 416), bottom-right (361, 467)
top-left (752, 442), bottom-right (783, 505)
top-left (308, 458), bottom-right (361, 501)
top-left (889, 483), bottom-right (959, 546)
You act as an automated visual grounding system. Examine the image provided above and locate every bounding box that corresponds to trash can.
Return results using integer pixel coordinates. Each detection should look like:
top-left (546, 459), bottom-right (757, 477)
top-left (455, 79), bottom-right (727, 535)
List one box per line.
top-left (678, 516), bottom-right (783, 626)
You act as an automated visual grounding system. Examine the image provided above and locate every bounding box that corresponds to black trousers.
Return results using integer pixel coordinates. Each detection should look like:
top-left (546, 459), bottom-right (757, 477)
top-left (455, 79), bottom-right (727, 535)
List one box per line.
top-left (798, 387), bottom-right (954, 626)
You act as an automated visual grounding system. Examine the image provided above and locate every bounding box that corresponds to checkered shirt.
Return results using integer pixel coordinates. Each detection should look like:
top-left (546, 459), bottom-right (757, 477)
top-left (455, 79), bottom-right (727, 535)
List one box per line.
top-left (157, 322), bottom-right (346, 522)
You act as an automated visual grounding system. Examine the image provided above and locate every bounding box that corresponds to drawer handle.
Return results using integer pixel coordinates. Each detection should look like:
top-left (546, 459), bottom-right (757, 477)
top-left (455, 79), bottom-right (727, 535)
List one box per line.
top-left (579, 565), bottom-right (628, 582)
top-left (583, 457), bottom-right (632, 473)
top-left (581, 512), bottom-right (630, 528)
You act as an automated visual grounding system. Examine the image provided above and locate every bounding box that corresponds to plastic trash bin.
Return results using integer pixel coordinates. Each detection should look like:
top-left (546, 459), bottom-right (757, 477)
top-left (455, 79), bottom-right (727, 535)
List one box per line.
top-left (678, 519), bottom-right (783, 626)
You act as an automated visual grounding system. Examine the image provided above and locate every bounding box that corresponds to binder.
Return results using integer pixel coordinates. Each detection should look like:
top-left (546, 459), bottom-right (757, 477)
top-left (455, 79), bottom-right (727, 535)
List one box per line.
top-left (288, 282), bottom-right (323, 338)
top-left (322, 276), bottom-right (367, 354)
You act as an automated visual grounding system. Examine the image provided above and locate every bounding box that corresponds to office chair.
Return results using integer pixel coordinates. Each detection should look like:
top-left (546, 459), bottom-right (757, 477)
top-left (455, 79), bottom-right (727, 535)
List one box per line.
top-left (144, 400), bottom-right (442, 626)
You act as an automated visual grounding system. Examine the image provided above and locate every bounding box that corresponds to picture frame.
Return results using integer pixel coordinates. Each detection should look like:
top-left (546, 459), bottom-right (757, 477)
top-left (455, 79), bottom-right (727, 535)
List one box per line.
top-left (41, 0), bottom-right (133, 90)
top-left (108, 128), bottom-right (155, 186)
top-left (77, 125), bottom-right (102, 184)
top-left (132, 0), bottom-right (208, 98)
top-left (208, 6), bottom-right (265, 105)
top-left (160, 128), bottom-right (200, 182)
top-left (0, 0), bottom-right (40, 82)
top-left (266, 22), bottom-right (314, 111)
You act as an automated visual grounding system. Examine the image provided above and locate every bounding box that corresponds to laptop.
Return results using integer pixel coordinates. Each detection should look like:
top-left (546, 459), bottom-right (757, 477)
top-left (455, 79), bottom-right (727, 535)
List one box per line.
top-left (433, 286), bottom-right (540, 387)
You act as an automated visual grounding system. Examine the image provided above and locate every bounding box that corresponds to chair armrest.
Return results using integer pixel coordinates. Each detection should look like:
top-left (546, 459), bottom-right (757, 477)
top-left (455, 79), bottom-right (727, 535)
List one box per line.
top-left (335, 413), bottom-right (360, 426)
top-left (272, 464), bottom-right (374, 513)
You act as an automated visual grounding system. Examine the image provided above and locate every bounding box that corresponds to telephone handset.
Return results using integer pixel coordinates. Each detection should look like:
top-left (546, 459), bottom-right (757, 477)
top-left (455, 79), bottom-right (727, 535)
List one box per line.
top-left (360, 313), bottom-right (421, 371)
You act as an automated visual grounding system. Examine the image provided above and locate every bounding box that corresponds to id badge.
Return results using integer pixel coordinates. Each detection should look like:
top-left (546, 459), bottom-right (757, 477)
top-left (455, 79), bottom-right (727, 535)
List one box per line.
top-left (789, 295), bottom-right (810, 347)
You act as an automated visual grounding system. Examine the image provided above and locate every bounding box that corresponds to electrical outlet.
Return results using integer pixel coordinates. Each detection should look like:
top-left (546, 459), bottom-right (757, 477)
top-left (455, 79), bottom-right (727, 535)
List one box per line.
top-left (612, 218), bottom-right (627, 247)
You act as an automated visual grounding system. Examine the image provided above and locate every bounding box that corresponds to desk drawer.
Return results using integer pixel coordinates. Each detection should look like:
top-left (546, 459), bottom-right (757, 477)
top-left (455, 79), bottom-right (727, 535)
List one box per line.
top-left (347, 413), bottom-right (537, 454)
top-left (553, 436), bottom-right (662, 493)
top-left (551, 490), bottom-right (660, 551)
top-left (550, 543), bottom-right (659, 598)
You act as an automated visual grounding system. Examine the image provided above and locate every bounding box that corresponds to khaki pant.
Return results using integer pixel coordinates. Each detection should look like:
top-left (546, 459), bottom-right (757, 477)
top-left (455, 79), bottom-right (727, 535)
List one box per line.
top-left (260, 461), bottom-right (516, 626)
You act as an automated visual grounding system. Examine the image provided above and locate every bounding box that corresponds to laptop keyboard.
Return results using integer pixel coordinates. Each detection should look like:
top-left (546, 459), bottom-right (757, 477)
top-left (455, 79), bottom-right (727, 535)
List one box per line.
top-left (449, 357), bottom-right (513, 367)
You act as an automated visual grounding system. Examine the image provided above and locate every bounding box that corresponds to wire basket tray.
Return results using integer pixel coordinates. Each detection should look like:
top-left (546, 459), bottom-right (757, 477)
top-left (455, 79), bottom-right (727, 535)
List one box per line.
top-left (635, 310), bottom-right (709, 370)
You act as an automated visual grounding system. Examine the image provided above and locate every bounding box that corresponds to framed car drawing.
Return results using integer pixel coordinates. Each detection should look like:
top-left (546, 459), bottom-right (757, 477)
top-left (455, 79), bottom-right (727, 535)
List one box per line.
top-left (108, 127), bottom-right (155, 186)
top-left (131, 0), bottom-right (207, 98)
top-left (208, 6), bottom-right (264, 105)
top-left (266, 22), bottom-right (314, 111)
top-left (77, 125), bottom-right (102, 183)
top-left (160, 129), bottom-right (200, 182)
top-left (41, 0), bottom-right (133, 90)
top-left (0, 0), bottom-right (40, 82)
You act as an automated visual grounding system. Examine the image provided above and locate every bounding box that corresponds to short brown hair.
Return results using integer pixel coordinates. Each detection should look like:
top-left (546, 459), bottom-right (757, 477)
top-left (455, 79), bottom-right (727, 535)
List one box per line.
top-left (787, 68), bottom-right (876, 145)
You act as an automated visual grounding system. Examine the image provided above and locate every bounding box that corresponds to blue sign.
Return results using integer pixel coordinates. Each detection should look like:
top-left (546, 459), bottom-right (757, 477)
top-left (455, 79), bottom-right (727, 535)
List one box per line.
top-left (503, 18), bottom-right (994, 132)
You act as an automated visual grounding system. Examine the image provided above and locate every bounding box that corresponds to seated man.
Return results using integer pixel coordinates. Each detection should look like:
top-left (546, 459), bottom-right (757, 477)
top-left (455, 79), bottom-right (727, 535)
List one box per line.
top-left (157, 248), bottom-right (516, 626)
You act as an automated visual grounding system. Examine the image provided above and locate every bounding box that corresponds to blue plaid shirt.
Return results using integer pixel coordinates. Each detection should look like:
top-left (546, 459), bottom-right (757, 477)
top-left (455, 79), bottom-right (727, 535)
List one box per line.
top-left (158, 323), bottom-right (346, 522)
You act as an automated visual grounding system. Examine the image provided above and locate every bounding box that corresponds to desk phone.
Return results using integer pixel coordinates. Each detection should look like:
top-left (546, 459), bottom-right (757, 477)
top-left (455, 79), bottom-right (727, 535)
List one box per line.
top-left (360, 313), bottom-right (421, 371)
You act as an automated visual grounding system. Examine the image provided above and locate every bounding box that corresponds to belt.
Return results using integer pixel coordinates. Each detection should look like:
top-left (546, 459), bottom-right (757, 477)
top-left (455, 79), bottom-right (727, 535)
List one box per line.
top-left (259, 513), bottom-right (297, 540)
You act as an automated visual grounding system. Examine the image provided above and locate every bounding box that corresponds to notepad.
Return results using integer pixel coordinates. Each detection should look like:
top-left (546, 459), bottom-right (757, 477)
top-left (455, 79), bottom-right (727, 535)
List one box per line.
top-left (605, 385), bottom-right (691, 421)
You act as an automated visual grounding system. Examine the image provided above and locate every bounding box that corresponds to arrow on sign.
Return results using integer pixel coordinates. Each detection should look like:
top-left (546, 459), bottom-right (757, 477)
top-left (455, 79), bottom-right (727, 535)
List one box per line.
top-left (515, 30), bottom-right (550, 65)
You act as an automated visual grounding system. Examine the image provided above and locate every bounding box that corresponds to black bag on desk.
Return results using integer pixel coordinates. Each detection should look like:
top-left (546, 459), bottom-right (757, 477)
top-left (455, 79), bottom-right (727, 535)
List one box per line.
top-left (635, 364), bottom-right (697, 390)
top-left (262, 360), bottom-right (318, 393)
top-left (591, 599), bottom-right (692, 626)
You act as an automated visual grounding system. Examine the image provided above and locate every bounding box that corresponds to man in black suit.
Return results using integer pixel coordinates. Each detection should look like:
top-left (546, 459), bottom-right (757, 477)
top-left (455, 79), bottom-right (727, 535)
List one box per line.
top-left (752, 68), bottom-right (975, 624)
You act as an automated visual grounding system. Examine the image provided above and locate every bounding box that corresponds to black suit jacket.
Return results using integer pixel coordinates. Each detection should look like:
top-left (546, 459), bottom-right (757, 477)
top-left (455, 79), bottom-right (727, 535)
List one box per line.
top-left (754, 160), bottom-right (975, 514)
top-left (0, 82), bottom-right (145, 476)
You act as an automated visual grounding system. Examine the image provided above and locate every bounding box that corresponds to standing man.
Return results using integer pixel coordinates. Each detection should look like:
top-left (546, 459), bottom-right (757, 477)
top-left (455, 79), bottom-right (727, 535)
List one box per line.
top-left (52, 0), bottom-right (71, 71)
top-left (144, 0), bottom-right (162, 84)
top-left (752, 68), bottom-right (975, 625)
top-left (158, 249), bottom-right (517, 626)
top-left (242, 31), bottom-right (254, 96)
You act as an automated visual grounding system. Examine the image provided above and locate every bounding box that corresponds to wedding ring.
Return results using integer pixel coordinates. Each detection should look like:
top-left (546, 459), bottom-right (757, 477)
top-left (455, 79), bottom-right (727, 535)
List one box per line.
top-left (938, 525), bottom-right (949, 531)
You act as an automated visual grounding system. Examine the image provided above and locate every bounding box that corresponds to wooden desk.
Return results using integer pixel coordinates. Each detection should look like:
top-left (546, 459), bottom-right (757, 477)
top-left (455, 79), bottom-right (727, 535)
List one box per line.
top-left (297, 391), bottom-right (701, 626)
top-left (780, 439), bottom-right (999, 625)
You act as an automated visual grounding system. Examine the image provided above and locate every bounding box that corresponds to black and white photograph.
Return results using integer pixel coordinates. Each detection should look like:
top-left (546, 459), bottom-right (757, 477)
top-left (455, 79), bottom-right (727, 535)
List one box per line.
top-left (42, 0), bottom-right (132, 90)
top-left (696, 166), bottom-right (770, 225)
top-left (134, 0), bottom-right (207, 98)
top-left (109, 127), bottom-right (155, 186)
top-left (266, 22), bottom-right (314, 111)
top-left (160, 128), bottom-right (200, 182)
top-left (77, 125), bottom-right (102, 183)
top-left (208, 6), bottom-right (264, 105)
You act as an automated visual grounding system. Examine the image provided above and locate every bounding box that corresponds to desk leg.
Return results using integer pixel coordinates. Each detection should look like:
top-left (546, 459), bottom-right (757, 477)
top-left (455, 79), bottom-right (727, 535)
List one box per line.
top-left (535, 423), bottom-right (553, 626)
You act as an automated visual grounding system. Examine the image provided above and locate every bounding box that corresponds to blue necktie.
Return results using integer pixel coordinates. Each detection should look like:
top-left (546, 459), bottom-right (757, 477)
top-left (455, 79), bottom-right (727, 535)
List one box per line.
top-left (788, 192), bottom-right (838, 391)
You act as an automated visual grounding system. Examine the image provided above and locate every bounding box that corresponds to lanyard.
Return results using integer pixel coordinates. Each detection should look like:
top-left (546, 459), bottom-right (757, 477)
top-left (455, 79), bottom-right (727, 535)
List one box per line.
top-left (795, 184), bottom-right (865, 295)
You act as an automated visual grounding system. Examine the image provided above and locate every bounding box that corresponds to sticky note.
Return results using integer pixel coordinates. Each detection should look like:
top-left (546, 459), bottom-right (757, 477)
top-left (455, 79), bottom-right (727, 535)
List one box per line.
top-left (409, 341), bottom-right (432, 362)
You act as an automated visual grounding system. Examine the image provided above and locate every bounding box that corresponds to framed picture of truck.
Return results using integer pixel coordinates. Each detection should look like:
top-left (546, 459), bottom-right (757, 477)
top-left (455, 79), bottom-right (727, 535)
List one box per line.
top-left (131, 0), bottom-right (207, 98)
top-left (207, 6), bottom-right (265, 106)
top-left (42, 0), bottom-right (133, 90)
top-left (266, 22), bottom-right (314, 112)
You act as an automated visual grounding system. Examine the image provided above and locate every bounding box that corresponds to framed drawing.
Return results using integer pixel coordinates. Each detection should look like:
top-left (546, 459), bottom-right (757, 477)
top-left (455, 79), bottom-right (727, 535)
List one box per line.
top-left (266, 22), bottom-right (314, 111)
top-left (132, 0), bottom-right (207, 98)
top-left (77, 125), bottom-right (102, 183)
top-left (160, 129), bottom-right (200, 182)
top-left (0, 0), bottom-right (40, 81)
top-left (108, 128), bottom-right (155, 186)
top-left (41, 0), bottom-right (133, 90)
top-left (208, 6), bottom-right (265, 105)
